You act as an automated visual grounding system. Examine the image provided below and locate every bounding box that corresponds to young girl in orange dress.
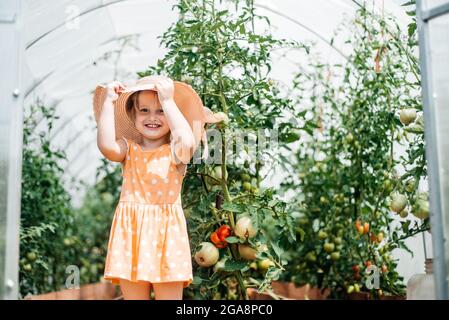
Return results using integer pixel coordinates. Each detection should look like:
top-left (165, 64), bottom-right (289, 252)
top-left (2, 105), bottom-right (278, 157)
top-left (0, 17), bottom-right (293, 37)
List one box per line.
top-left (93, 75), bottom-right (222, 300)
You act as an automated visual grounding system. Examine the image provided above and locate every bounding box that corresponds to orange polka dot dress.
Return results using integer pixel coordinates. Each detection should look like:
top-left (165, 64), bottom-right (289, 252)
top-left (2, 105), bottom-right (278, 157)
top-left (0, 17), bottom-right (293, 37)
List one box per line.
top-left (103, 137), bottom-right (193, 289)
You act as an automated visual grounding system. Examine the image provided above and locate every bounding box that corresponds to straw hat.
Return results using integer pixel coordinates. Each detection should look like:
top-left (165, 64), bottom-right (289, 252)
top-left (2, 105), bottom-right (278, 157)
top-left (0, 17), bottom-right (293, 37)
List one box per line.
top-left (93, 76), bottom-right (226, 158)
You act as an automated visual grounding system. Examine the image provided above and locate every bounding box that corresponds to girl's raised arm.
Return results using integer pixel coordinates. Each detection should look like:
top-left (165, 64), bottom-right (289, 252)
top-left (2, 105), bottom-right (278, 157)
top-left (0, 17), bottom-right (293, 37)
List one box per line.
top-left (96, 81), bottom-right (128, 163)
top-left (155, 78), bottom-right (196, 164)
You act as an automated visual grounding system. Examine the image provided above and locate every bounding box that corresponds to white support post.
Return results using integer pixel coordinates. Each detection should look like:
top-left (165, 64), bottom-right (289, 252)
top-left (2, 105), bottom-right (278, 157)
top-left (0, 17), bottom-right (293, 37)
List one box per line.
top-left (0, 0), bottom-right (25, 300)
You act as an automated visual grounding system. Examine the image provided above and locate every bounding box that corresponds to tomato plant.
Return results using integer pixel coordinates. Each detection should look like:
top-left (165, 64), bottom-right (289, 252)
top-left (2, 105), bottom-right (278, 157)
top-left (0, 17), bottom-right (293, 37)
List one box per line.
top-left (19, 101), bottom-right (78, 297)
top-left (279, 3), bottom-right (429, 299)
top-left (20, 101), bottom-right (122, 298)
top-left (138, 0), bottom-right (312, 299)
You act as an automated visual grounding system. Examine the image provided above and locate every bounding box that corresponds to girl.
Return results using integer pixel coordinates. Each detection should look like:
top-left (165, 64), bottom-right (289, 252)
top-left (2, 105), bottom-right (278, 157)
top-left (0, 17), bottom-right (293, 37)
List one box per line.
top-left (94, 75), bottom-right (215, 300)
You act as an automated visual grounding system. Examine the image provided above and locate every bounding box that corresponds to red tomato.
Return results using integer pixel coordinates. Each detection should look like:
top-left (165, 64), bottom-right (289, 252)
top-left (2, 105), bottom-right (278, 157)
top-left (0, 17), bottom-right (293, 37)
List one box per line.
top-left (210, 232), bottom-right (226, 248)
top-left (352, 265), bottom-right (360, 273)
top-left (217, 225), bottom-right (231, 242)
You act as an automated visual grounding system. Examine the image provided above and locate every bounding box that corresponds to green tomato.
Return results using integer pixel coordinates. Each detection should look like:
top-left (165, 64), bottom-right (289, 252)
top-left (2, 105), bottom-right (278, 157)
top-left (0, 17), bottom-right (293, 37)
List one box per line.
top-left (243, 182), bottom-right (252, 192)
top-left (101, 192), bottom-right (114, 204)
top-left (251, 186), bottom-right (259, 194)
top-left (405, 179), bottom-right (416, 193)
top-left (249, 262), bottom-right (258, 271)
top-left (258, 259), bottom-right (275, 272)
top-left (23, 264), bottom-right (32, 272)
top-left (405, 123), bottom-right (424, 134)
top-left (318, 230), bottom-right (328, 240)
top-left (400, 209), bottom-right (409, 218)
top-left (345, 133), bottom-right (354, 144)
top-left (399, 108), bottom-right (417, 125)
top-left (334, 237), bottom-right (342, 245)
top-left (205, 166), bottom-right (222, 187)
top-left (331, 252), bottom-right (340, 261)
top-left (390, 193), bottom-right (407, 213)
top-left (240, 173), bottom-right (251, 182)
top-left (306, 252), bottom-right (317, 263)
top-left (413, 198), bottom-right (429, 219)
top-left (26, 252), bottom-right (37, 261)
top-left (383, 179), bottom-right (394, 193)
top-left (323, 242), bottom-right (335, 253)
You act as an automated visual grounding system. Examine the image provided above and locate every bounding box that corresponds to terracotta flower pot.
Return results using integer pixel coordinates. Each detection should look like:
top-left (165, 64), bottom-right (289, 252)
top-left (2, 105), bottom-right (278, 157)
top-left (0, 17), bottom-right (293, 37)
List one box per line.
top-left (25, 282), bottom-right (120, 300)
top-left (247, 281), bottom-right (330, 300)
top-left (347, 291), bottom-right (406, 300)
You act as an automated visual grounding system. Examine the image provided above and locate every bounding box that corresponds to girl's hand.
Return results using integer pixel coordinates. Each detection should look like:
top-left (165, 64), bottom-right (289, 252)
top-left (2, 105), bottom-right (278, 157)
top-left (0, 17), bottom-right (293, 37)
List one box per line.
top-left (105, 81), bottom-right (126, 102)
top-left (154, 77), bottom-right (175, 105)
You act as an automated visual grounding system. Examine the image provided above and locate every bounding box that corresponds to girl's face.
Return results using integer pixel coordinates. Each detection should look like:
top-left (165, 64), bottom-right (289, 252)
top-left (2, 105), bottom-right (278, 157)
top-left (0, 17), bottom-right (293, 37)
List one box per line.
top-left (134, 90), bottom-right (170, 141)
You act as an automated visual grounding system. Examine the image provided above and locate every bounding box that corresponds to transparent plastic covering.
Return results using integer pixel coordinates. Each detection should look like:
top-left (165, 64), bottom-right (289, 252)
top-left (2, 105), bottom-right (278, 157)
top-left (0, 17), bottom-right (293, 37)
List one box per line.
top-left (421, 0), bottom-right (449, 297)
top-left (22, 0), bottom-right (411, 206)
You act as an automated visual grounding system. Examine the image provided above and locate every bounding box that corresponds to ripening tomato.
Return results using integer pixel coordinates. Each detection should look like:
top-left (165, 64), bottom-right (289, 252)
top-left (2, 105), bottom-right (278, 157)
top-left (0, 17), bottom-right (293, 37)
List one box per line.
top-left (194, 242), bottom-right (219, 267)
top-left (363, 222), bottom-right (370, 234)
top-left (357, 226), bottom-right (365, 235)
top-left (377, 232), bottom-right (384, 243)
top-left (352, 265), bottom-right (360, 273)
top-left (210, 232), bottom-right (226, 248)
top-left (364, 260), bottom-right (372, 268)
top-left (217, 225), bottom-right (231, 242)
top-left (210, 225), bottom-right (232, 248)
top-left (355, 220), bottom-right (362, 230)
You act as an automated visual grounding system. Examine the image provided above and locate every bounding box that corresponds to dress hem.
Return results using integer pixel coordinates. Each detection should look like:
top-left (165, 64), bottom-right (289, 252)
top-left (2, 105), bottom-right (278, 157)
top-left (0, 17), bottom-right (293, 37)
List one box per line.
top-left (103, 274), bottom-right (193, 289)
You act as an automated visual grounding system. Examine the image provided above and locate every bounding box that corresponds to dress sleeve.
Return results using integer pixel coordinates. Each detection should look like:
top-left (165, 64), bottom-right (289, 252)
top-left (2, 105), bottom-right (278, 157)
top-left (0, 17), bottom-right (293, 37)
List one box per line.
top-left (169, 140), bottom-right (188, 177)
top-left (120, 137), bottom-right (130, 166)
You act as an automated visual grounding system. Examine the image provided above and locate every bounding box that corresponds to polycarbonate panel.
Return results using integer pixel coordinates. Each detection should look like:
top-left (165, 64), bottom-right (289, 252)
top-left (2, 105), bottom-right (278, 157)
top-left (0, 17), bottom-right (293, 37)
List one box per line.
top-left (423, 0), bottom-right (449, 10)
top-left (427, 7), bottom-right (449, 290)
top-left (21, 0), bottom-right (409, 201)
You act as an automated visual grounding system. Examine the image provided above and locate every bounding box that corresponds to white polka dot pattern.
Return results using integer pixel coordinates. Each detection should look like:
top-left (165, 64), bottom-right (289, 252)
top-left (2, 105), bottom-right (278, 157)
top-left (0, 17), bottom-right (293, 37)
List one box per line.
top-left (104, 138), bottom-right (192, 288)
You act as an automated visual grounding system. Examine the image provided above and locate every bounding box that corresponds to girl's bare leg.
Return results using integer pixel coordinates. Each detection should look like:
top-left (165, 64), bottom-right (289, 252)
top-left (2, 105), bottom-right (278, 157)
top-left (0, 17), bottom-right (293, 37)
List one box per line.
top-left (153, 281), bottom-right (184, 300)
top-left (119, 279), bottom-right (151, 300)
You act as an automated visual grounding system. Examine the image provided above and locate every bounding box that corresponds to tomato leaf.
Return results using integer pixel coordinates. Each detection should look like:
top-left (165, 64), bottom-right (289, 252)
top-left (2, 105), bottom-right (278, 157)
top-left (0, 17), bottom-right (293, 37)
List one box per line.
top-left (224, 236), bottom-right (241, 244)
top-left (224, 260), bottom-right (247, 272)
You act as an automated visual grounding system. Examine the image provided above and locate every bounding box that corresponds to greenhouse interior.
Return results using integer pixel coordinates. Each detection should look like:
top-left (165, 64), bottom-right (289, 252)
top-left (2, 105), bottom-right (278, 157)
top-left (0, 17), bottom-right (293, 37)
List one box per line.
top-left (1, 0), bottom-right (449, 301)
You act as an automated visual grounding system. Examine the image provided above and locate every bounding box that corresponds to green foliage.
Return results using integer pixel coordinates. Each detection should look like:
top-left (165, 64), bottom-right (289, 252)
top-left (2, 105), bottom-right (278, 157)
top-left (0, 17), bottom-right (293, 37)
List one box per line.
top-left (20, 101), bottom-right (78, 296)
top-left (20, 101), bottom-right (121, 298)
top-left (138, 0), bottom-right (311, 299)
top-left (280, 5), bottom-right (429, 298)
top-left (71, 160), bottom-right (121, 285)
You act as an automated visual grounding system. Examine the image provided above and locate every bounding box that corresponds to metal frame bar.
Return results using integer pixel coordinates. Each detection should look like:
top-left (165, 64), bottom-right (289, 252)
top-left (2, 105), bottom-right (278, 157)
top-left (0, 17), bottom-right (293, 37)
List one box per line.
top-left (0, 0), bottom-right (24, 300)
top-left (421, 2), bottom-right (449, 21)
top-left (416, 0), bottom-right (449, 300)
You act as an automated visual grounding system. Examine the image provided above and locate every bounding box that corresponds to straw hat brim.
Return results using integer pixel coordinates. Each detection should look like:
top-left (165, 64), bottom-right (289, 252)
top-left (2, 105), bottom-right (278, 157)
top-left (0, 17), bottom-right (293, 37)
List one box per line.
top-left (93, 80), bottom-right (206, 145)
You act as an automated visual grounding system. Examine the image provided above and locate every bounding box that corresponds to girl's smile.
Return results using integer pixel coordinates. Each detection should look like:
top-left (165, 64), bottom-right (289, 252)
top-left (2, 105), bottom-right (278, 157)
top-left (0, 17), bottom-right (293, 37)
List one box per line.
top-left (134, 90), bottom-right (170, 141)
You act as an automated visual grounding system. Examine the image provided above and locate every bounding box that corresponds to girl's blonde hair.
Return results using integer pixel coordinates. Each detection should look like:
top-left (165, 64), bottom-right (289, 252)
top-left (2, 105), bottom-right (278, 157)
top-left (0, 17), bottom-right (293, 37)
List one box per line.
top-left (126, 90), bottom-right (161, 123)
top-left (125, 91), bottom-right (139, 123)
top-left (126, 90), bottom-right (172, 141)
